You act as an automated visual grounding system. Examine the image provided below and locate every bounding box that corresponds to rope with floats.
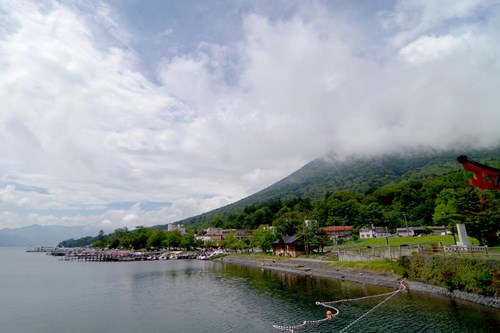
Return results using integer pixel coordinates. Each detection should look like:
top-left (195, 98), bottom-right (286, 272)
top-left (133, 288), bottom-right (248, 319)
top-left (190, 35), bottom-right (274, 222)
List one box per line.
top-left (272, 308), bottom-right (339, 332)
top-left (273, 279), bottom-right (407, 333)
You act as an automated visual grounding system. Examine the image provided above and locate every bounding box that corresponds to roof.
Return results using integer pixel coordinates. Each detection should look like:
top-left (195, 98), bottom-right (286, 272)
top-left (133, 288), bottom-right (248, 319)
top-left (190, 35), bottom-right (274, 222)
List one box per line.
top-left (272, 236), bottom-right (299, 244)
top-left (360, 226), bottom-right (388, 232)
top-left (396, 227), bottom-right (426, 232)
top-left (321, 226), bottom-right (353, 232)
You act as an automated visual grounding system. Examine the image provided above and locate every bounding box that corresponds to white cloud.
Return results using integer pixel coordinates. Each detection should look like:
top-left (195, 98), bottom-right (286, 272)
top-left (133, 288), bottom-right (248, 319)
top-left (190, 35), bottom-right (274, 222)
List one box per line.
top-left (399, 33), bottom-right (471, 63)
top-left (382, 0), bottom-right (493, 46)
top-left (1, 1), bottom-right (500, 231)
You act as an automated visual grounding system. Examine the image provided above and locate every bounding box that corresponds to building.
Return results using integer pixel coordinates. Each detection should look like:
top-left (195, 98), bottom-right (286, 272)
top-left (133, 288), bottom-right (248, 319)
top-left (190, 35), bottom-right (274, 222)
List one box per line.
top-left (272, 236), bottom-right (305, 257)
top-left (222, 229), bottom-right (253, 241)
top-left (359, 225), bottom-right (390, 239)
top-left (428, 225), bottom-right (450, 235)
top-left (320, 226), bottom-right (353, 241)
top-left (206, 228), bottom-right (223, 236)
top-left (167, 223), bottom-right (186, 234)
top-left (396, 227), bottom-right (427, 237)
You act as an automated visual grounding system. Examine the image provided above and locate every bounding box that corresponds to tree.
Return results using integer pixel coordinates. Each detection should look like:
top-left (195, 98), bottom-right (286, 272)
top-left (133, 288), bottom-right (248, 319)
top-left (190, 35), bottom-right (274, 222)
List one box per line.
top-left (129, 226), bottom-right (150, 250)
top-left (163, 230), bottom-right (182, 249)
top-left (209, 215), bottom-right (225, 228)
top-left (300, 220), bottom-right (324, 254)
top-left (435, 187), bottom-right (500, 246)
top-left (147, 229), bottom-right (166, 250)
top-left (221, 232), bottom-right (239, 251)
top-left (107, 228), bottom-right (128, 249)
top-left (273, 208), bottom-right (303, 236)
top-left (245, 206), bottom-right (273, 229)
top-left (180, 231), bottom-right (196, 250)
top-left (251, 225), bottom-right (277, 253)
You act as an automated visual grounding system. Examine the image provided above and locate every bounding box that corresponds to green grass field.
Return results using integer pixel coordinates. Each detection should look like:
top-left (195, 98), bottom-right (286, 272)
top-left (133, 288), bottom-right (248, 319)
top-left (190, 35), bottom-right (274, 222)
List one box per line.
top-left (342, 235), bottom-right (479, 247)
top-left (323, 259), bottom-right (404, 275)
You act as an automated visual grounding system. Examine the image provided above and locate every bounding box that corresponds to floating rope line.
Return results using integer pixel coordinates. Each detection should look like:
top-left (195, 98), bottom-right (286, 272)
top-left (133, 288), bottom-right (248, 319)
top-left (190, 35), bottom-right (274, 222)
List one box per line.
top-left (272, 308), bottom-right (338, 332)
top-left (273, 279), bottom-right (407, 333)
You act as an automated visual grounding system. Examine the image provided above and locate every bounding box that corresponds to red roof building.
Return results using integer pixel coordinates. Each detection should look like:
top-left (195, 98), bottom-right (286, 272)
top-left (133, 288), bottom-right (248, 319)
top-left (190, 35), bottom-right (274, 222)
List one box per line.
top-left (320, 226), bottom-right (353, 240)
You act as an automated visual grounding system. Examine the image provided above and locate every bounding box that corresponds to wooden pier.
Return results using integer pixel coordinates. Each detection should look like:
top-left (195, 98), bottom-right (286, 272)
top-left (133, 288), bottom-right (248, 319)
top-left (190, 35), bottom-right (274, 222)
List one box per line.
top-left (42, 248), bottom-right (201, 262)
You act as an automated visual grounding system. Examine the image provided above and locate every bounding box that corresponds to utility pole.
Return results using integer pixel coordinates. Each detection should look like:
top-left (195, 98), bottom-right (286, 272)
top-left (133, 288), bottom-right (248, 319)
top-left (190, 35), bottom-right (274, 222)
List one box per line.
top-left (403, 212), bottom-right (409, 236)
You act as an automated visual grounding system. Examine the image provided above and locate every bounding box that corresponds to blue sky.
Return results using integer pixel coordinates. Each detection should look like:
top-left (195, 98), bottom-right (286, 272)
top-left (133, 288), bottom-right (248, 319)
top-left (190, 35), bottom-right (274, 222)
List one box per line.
top-left (1, 0), bottom-right (500, 232)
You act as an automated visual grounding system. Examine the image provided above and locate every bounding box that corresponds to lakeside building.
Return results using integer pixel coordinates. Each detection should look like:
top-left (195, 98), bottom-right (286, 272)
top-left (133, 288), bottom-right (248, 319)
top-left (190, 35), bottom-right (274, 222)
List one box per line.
top-left (359, 225), bottom-right (390, 239)
top-left (320, 226), bottom-right (353, 242)
top-left (196, 228), bottom-right (253, 245)
top-left (222, 229), bottom-right (253, 241)
top-left (196, 234), bottom-right (224, 244)
top-left (272, 236), bottom-right (305, 257)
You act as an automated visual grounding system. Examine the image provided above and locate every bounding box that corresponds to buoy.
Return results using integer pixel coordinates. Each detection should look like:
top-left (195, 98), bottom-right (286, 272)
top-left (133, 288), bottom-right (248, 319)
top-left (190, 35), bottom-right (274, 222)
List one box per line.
top-left (326, 310), bottom-right (333, 318)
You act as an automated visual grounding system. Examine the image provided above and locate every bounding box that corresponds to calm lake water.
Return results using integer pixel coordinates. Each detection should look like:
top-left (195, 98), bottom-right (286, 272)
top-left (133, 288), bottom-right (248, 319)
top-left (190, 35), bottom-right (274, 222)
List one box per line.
top-left (0, 247), bottom-right (498, 333)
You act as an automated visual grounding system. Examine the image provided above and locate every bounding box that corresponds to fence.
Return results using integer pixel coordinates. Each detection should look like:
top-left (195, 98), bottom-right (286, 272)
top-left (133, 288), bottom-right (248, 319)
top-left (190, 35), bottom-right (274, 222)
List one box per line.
top-left (330, 244), bottom-right (500, 261)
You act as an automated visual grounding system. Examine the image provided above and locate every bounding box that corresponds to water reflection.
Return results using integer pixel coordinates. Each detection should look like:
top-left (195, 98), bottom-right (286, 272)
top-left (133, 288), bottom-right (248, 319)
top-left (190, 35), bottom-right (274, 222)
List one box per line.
top-left (4, 248), bottom-right (498, 333)
top-left (219, 261), bottom-right (500, 333)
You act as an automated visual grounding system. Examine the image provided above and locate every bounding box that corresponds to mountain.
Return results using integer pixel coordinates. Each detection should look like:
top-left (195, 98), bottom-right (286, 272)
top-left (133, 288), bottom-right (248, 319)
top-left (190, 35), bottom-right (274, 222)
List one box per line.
top-left (170, 147), bottom-right (500, 228)
top-left (0, 224), bottom-right (100, 247)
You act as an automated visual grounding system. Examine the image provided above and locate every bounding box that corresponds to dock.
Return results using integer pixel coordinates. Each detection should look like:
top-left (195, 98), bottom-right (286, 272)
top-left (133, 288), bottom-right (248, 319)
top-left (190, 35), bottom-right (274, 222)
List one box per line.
top-left (46, 248), bottom-right (199, 262)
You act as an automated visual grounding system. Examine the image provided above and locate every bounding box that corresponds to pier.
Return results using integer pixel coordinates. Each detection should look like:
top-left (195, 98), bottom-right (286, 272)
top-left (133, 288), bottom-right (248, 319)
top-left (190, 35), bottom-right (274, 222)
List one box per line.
top-left (46, 248), bottom-right (199, 262)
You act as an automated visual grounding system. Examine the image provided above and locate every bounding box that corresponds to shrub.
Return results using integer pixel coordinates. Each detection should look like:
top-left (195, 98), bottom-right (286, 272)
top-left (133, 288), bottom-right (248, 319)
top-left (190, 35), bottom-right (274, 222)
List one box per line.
top-left (398, 255), bottom-right (500, 297)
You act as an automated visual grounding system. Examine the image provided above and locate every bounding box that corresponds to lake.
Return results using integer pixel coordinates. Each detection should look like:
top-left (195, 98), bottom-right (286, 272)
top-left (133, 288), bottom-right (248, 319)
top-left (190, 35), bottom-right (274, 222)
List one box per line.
top-left (0, 247), bottom-right (498, 332)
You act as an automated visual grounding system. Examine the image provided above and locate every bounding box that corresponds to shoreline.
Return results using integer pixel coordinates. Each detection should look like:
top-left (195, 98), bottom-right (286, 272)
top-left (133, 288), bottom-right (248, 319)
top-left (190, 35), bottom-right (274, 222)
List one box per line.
top-left (217, 255), bottom-right (500, 309)
top-left (218, 255), bottom-right (401, 289)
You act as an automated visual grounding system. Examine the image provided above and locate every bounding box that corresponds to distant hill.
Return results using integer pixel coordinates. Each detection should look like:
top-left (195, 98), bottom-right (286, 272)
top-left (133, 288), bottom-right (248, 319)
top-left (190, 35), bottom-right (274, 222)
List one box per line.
top-left (168, 147), bottom-right (500, 229)
top-left (0, 224), bottom-right (100, 247)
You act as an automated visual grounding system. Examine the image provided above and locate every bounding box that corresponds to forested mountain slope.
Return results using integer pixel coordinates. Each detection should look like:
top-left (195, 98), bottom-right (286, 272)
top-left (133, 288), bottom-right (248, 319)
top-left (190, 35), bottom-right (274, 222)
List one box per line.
top-left (167, 147), bottom-right (500, 229)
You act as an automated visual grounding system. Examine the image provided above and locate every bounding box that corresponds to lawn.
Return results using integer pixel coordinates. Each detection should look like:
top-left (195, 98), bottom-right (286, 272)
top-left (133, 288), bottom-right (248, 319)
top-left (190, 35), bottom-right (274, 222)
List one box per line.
top-left (323, 258), bottom-right (404, 275)
top-left (343, 235), bottom-right (479, 247)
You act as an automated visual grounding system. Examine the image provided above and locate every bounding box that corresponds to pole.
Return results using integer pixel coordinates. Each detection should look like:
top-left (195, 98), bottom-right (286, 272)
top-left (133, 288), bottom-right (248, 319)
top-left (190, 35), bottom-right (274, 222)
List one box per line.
top-left (403, 212), bottom-right (409, 236)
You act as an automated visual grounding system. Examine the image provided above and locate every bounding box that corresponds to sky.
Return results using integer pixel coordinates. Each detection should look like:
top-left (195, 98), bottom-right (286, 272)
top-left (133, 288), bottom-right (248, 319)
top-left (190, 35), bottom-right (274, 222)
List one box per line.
top-left (1, 0), bottom-right (500, 232)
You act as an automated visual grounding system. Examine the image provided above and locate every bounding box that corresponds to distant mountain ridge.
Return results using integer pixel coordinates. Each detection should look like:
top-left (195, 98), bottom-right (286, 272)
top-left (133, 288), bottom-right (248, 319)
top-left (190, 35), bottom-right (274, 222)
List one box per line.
top-left (0, 224), bottom-right (99, 247)
top-left (171, 147), bottom-right (500, 228)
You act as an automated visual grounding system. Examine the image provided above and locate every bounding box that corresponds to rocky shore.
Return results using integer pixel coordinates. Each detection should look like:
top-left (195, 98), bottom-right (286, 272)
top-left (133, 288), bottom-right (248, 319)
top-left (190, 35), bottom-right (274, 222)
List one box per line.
top-left (218, 255), bottom-right (500, 309)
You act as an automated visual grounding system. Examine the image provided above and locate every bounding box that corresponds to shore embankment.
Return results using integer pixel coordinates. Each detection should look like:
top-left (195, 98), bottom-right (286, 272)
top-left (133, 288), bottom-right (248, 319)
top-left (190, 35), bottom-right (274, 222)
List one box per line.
top-left (218, 255), bottom-right (500, 309)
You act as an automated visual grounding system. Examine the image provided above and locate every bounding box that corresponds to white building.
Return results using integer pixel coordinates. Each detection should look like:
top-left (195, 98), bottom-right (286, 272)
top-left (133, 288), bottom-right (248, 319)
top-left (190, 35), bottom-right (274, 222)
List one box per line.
top-left (167, 223), bottom-right (186, 234)
top-left (359, 225), bottom-right (390, 239)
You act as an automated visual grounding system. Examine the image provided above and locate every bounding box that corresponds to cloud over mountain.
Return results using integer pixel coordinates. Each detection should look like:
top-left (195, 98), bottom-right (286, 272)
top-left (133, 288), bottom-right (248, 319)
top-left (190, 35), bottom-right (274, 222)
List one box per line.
top-left (1, 0), bottom-right (499, 231)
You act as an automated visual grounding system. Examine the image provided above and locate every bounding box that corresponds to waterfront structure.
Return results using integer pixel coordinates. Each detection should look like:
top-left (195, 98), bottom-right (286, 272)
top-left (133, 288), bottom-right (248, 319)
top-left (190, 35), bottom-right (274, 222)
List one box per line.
top-left (272, 236), bottom-right (305, 257)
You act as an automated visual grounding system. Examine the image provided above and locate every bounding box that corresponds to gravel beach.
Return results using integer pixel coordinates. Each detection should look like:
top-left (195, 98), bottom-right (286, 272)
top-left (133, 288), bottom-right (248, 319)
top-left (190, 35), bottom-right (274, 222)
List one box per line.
top-left (218, 255), bottom-right (402, 289)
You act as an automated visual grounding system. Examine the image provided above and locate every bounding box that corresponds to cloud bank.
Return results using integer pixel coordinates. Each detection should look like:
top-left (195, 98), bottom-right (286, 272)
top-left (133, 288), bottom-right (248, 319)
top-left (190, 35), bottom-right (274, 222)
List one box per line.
top-left (1, 0), bottom-right (500, 231)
